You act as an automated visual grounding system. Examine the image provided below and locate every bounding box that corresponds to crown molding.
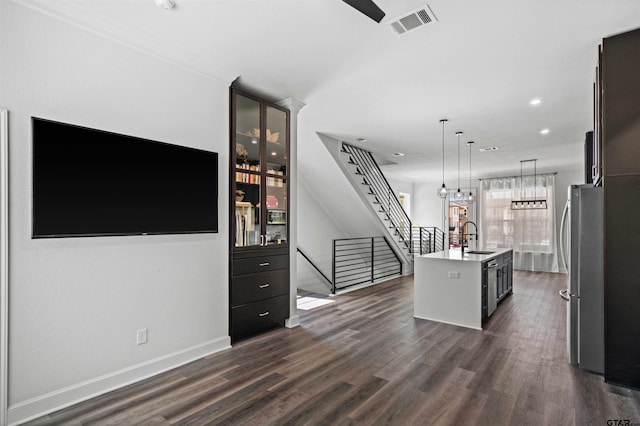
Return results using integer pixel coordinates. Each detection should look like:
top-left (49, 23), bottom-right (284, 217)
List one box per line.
top-left (277, 98), bottom-right (306, 114)
top-left (17, 0), bottom-right (237, 84)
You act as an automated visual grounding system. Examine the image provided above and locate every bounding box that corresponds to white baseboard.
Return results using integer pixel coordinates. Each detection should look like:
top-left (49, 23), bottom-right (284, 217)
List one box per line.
top-left (285, 315), bottom-right (300, 328)
top-left (8, 337), bottom-right (230, 426)
top-left (413, 314), bottom-right (482, 331)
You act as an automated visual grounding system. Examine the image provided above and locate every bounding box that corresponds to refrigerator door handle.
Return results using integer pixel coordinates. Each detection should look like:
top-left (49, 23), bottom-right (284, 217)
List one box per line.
top-left (559, 200), bottom-right (569, 272)
top-left (559, 289), bottom-right (579, 301)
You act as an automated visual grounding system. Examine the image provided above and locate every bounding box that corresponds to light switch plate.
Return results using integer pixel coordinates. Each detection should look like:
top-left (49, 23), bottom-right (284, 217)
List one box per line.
top-left (448, 271), bottom-right (459, 279)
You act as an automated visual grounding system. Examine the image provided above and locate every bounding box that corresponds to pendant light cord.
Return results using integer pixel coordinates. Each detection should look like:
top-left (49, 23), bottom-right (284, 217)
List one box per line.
top-left (457, 133), bottom-right (460, 191)
top-left (441, 120), bottom-right (445, 183)
top-left (468, 141), bottom-right (473, 195)
top-left (534, 159), bottom-right (537, 198)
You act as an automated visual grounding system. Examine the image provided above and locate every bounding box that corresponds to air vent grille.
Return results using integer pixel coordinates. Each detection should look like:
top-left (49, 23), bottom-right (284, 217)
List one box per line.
top-left (389, 5), bottom-right (437, 35)
top-left (399, 14), bottom-right (422, 31)
top-left (390, 22), bottom-right (406, 34)
top-left (417, 9), bottom-right (432, 24)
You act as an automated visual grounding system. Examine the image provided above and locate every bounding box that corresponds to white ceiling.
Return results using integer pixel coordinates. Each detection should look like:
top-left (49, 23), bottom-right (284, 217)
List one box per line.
top-left (24, 0), bottom-right (640, 182)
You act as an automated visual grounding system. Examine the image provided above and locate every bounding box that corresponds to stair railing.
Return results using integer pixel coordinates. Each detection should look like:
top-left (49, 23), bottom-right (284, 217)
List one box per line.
top-left (297, 247), bottom-right (333, 290)
top-left (332, 236), bottom-right (402, 293)
top-left (413, 226), bottom-right (445, 254)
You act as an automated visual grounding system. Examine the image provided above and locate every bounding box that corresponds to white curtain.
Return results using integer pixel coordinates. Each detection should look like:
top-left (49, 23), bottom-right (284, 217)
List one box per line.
top-left (479, 174), bottom-right (559, 272)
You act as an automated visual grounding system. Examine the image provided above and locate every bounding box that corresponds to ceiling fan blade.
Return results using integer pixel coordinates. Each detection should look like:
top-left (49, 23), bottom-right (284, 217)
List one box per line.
top-left (342, 0), bottom-right (386, 23)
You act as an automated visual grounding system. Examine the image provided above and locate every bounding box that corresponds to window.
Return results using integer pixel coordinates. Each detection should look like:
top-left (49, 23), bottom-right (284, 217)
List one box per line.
top-left (479, 175), bottom-right (559, 272)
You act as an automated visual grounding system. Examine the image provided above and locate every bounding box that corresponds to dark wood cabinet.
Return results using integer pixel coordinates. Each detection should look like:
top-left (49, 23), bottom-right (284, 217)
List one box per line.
top-left (495, 251), bottom-right (513, 303)
top-left (585, 131), bottom-right (594, 185)
top-left (481, 262), bottom-right (488, 321)
top-left (600, 27), bottom-right (640, 390)
top-left (481, 251), bottom-right (513, 323)
top-left (229, 88), bottom-right (291, 342)
top-left (592, 48), bottom-right (603, 186)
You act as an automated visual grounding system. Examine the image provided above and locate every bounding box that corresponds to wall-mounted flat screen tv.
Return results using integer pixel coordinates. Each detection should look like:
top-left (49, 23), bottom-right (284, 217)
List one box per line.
top-left (32, 117), bottom-right (218, 238)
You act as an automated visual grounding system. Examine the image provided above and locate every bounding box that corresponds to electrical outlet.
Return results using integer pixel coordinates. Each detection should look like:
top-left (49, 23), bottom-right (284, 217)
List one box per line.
top-left (136, 328), bottom-right (148, 345)
top-left (448, 271), bottom-right (459, 279)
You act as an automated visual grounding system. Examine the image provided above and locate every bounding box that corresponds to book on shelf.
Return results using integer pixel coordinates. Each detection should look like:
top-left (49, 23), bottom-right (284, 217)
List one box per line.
top-left (236, 172), bottom-right (260, 184)
top-left (236, 162), bottom-right (260, 172)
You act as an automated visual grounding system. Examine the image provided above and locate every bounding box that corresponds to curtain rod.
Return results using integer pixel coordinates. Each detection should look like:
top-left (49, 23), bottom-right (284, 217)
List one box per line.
top-left (477, 172), bottom-right (557, 181)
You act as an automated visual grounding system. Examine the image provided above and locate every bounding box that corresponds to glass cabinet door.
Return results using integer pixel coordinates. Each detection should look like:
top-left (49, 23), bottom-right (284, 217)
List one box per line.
top-left (265, 106), bottom-right (288, 246)
top-left (234, 94), bottom-right (262, 247)
top-left (232, 91), bottom-right (289, 249)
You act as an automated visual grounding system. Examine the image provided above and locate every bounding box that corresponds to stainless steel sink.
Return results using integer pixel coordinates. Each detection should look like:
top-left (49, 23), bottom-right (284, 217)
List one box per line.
top-left (465, 250), bottom-right (495, 255)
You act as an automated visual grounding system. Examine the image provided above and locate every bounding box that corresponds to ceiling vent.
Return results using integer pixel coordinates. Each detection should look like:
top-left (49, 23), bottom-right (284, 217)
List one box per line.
top-left (389, 5), bottom-right (437, 35)
top-left (479, 146), bottom-right (499, 152)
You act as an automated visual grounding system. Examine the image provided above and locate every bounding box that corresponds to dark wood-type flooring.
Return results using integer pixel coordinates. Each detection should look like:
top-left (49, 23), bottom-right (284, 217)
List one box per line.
top-left (26, 271), bottom-right (640, 425)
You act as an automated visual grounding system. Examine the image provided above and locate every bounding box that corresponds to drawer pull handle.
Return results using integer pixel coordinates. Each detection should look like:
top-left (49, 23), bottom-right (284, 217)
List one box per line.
top-left (259, 262), bottom-right (270, 267)
top-left (259, 283), bottom-right (270, 288)
top-left (259, 311), bottom-right (270, 317)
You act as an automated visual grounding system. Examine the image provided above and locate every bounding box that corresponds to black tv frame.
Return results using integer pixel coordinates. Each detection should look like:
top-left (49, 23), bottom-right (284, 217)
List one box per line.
top-left (32, 117), bottom-right (219, 238)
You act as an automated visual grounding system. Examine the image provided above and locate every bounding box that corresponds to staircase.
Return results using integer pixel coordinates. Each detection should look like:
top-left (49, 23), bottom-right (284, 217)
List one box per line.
top-left (335, 142), bottom-right (445, 268)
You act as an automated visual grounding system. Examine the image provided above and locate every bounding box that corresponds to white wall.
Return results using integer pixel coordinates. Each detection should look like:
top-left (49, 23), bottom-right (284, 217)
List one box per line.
top-left (296, 178), bottom-right (345, 293)
top-left (386, 176), bottom-right (413, 196)
top-left (413, 179), bottom-right (456, 229)
top-left (1, 2), bottom-right (230, 422)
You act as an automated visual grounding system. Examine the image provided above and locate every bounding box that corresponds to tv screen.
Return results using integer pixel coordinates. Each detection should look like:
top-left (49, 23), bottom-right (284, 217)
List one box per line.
top-left (32, 117), bottom-right (218, 238)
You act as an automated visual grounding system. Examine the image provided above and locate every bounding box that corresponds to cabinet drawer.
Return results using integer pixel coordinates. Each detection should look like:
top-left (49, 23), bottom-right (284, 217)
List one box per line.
top-left (231, 269), bottom-right (289, 306)
top-left (232, 254), bottom-right (289, 275)
top-left (231, 295), bottom-right (289, 341)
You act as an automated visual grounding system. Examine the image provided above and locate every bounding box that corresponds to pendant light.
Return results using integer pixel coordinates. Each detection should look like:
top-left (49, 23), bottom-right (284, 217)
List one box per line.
top-left (438, 119), bottom-right (449, 198)
top-left (467, 141), bottom-right (475, 203)
top-left (510, 159), bottom-right (548, 210)
top-left (455, 131), bottom-right (464, 198)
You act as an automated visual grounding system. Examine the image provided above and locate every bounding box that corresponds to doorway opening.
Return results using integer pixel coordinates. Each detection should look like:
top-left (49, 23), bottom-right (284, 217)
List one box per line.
top-left (449, 199), bottom-right (468, 248)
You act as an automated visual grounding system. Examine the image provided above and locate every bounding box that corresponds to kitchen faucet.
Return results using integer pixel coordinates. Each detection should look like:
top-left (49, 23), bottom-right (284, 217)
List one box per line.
top-left (461, 221), bottom-right (478, 256)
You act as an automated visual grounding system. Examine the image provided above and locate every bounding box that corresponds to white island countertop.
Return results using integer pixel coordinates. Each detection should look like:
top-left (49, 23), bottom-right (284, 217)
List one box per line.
top-left (417, 247), bottom-right (512, 262)
top-left (414, 248), bottom-right (513, 330)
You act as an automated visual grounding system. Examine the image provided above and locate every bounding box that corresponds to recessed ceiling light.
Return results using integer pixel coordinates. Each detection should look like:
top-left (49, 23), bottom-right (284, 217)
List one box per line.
top-left (155, 0), bottom-right (175, 9)
top-left (530, 98), bottom-right (542, 106)
top-left (271, 152), bottom-right (277, 156)
top-left (540, 128), bottom-right (550, 135)
top-left (478, 146), bottom-right (499, 152)
top-left (392, 152), bottom-right (404, 157)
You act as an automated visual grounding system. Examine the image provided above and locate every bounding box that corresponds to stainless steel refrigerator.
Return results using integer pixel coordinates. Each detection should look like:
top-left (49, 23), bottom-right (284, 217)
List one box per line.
top-left (559, 184), bottom-right (604, 373)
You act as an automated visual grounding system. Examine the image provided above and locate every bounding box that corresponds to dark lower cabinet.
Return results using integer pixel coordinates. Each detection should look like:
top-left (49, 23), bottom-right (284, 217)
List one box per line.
top-left (600, 27), bottom-right (640, 390)
top-left (231, 293), bottom-right (289, 341)
top-left (481, 250), bottom-right (513, 324)
top-left (481, 262), bottom-right (488, 321)
top-left (481, 251), bottom-right (513, 322)
top-left (604, 176), bottom-right (640, 388)
top-left (230, 250), bottom-right (290, 342)
top-left (496, 251), bottom-right (513, 302)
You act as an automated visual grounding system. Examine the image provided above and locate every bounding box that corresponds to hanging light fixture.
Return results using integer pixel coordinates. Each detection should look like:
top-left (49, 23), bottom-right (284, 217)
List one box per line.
top-left (467, 141), bottom-right (475, 204)
top-left (510, 159), bottom-right (548, 210)
top-left (455, 131), bottom-right (464, 198)
top-left (438, 119), bottom-right (449, 199)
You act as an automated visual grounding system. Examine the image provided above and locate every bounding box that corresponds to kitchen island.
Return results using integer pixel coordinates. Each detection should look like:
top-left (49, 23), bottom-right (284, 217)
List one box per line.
top-left (414, 248), bottom-right (513, 330)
